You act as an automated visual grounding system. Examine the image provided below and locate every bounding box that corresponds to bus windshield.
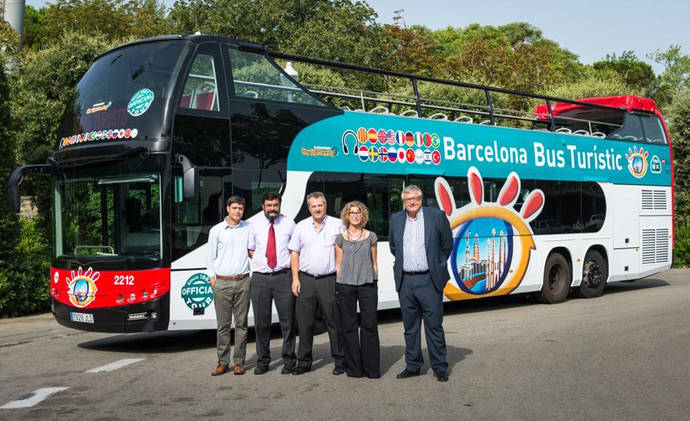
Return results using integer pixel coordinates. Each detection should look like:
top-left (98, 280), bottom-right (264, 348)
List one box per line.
top-left (54, 166), bottom-right (162, 262)
top-left (59, 40), bottom-right (189, 147)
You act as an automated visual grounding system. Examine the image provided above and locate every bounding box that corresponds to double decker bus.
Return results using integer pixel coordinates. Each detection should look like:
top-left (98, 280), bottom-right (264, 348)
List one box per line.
top-left (8, 34), bottom-right (673, 332)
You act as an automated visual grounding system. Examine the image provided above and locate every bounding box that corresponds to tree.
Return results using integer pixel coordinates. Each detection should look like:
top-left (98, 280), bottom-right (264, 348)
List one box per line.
top-left (541, 69), bottom-right (640, 100)
top-left (0, 22), bottom-right (19, 258)
top-left (649, 45), bottom-right (690, 107)
top-left (667, 94), bottom-right (690, 223)
top-left (166, 0), bottom-right (381, 65)
top-left (377, 24), bottom-right (441, 77)
top-left (430, 23), bottom-right (582, 94)
top-left (592, 51), bottom-right (656, 95)
top-left (22, 6), bottom-right (48, 51)
top-left (29, 0), bottom-right (166, 49)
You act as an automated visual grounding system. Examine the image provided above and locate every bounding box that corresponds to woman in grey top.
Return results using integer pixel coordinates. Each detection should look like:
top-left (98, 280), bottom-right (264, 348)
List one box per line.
top-left (335, 201), bottom-right (380, 378)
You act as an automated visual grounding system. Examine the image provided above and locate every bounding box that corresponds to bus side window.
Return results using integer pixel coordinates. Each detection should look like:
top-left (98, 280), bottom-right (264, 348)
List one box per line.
top-left (172, 173), bottom-right (225, 260)
top-left (607, 113), bottom-right (643, 142)
top-left (640, 114), bottom-right (668, 144)
top-left (227, 48), bottom-right (326, 106)
top-left (319, 172), bottom-right (404, 240)
top-left (180, 50), bottom-right (221, 112)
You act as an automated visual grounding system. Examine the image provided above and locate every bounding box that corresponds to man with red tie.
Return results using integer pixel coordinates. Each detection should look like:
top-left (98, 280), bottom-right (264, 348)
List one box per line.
top-left (248, 192), bottom-right (296, 375)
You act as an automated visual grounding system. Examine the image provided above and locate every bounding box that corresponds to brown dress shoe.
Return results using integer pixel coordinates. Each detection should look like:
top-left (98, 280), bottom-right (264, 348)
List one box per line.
top-left (233, 364), bottom-right (245, 375)
top-left (211, 364), bottom-right (230, 376)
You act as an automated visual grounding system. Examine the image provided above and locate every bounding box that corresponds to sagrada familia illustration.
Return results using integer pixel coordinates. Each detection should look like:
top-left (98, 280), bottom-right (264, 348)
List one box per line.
top-left (458, 228), bottom-right (508, 292)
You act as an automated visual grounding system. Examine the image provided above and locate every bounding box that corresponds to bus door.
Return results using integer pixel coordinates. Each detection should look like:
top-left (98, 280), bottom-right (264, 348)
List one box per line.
top-left (169, 41), bottom-right (233, 329)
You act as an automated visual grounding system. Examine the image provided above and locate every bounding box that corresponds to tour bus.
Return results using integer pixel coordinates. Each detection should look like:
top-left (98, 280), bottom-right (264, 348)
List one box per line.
top-left (8, 34), bottom-right (673, 333)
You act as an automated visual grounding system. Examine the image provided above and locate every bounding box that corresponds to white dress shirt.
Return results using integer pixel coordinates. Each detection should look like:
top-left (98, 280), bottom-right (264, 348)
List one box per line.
top-left (289, 215), bottom-right (344, 275)
top-left (207, 219), bottom-right (250, 278)
top-left (248, 213), bottom-right (295, 272)
top-left (403, 207), bottom-right (429, 272)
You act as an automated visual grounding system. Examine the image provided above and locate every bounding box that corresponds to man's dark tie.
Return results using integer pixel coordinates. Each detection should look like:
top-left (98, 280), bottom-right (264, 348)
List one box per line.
top-left (266, 220), bottom-right (277, 269)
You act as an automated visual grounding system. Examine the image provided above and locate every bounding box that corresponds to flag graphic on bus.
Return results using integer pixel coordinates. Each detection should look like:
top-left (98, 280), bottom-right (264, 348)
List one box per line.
top-left (341, 128), bottom-right (441, 166)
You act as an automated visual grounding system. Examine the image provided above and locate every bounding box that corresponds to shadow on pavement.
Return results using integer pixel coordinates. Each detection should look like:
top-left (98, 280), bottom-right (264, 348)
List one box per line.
top-left (602, 277), bottom-right (669, 295)
top-left (77, 278), bottom-right (668, 353)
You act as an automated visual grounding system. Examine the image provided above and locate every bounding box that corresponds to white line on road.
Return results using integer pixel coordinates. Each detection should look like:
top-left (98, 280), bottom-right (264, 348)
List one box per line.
top-left (1, 387), bottom-right (69, 409)
top-left (86, 358), bottom-right (145, 373)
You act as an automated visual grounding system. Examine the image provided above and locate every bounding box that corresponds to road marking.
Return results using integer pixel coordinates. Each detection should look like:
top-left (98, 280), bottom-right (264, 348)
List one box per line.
top-left (1, 387), bottom-right (69, 409)
top-left (86, 358), bottom-right (145, 373)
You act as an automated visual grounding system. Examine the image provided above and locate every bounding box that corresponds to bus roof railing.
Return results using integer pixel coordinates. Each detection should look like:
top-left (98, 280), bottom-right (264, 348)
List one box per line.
top-left (266, 49), bottom-right (629, 136)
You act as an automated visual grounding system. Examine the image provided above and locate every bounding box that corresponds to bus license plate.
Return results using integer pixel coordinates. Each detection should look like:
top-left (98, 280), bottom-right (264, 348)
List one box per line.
top-left (70, 312), bottom-right (94, 324)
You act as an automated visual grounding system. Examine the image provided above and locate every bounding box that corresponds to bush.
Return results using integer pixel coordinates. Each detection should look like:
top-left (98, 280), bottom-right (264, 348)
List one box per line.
top-left (673, 220), bottom-right (690, 268)
top-left (0, 218), bottom-right (51, 317)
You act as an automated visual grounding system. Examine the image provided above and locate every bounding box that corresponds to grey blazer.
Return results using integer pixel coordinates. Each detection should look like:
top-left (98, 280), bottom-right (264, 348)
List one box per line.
top-left (388, 206), bottom-right (453, 293)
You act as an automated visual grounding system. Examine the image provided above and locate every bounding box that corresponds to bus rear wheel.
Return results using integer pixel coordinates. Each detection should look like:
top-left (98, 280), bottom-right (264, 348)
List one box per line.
top-left (575, 250), bottom-right (607, 298)
top-left (539, 253), bottom-right (571, 304)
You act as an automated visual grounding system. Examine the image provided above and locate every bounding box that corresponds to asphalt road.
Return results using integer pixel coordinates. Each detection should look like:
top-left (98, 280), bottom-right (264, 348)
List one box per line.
top-left (1, 269), bottom-right (689, 421)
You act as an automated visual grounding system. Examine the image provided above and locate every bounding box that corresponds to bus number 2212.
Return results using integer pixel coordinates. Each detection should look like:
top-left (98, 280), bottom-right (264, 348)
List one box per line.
top-left (114, 275), bottom-right (135, 286)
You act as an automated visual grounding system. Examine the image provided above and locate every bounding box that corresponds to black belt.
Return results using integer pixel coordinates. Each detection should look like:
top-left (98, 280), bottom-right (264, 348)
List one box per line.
top-left (403, 270), bottom-right (430, 275)
top-left (255, 269), bottom-right (289, 276)
top-left (300, 271), bottom-right (336, 279)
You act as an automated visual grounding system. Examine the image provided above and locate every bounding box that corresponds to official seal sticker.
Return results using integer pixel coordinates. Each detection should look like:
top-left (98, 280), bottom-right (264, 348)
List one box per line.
top-left (127, 88), bottom-right (155, 117)
top-left (181, 273), bottom-right (214, 310)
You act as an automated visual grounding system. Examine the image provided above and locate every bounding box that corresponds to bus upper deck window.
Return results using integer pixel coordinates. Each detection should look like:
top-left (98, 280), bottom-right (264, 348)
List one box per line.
top-left (640, 114), bottom-right (668, 144)
top-left (228, 49), bottom-right (326, 106)
top-left (180, 54), bottom-right (220, 111)
top-left (608, 113), bottom-right (643, 142)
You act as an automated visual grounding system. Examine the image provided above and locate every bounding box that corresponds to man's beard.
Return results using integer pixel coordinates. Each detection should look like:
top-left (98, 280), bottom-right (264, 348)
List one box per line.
top-left (265, 211), bottom-right (279, 221)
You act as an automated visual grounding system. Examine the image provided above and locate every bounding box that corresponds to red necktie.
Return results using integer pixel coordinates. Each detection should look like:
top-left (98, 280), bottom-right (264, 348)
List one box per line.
top-left (266, 220), bottom-right (277, 269)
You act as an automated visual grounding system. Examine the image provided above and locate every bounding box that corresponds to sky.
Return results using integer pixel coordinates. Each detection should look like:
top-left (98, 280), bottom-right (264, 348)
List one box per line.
top-left (20, 0), bottom-right (690, 73)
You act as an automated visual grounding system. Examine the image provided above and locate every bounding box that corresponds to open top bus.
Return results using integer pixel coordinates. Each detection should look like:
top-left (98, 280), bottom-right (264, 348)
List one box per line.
top-left (8, 34), bottom-right (673, 332)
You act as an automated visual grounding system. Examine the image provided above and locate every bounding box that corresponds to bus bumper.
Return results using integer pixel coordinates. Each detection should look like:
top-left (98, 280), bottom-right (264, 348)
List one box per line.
top-left (52, 293), bottom-right (170, 333)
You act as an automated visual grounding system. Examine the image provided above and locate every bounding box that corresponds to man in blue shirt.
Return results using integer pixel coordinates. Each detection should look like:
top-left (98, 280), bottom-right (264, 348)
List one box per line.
top-left (389, 185), bottom-right (453, 382)
top-left (207, 195), bottom-right (251, 376)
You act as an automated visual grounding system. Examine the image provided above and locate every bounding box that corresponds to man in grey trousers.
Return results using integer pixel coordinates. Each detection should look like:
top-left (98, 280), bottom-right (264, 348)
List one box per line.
top-left (208, 195), bottom-right (251, 376)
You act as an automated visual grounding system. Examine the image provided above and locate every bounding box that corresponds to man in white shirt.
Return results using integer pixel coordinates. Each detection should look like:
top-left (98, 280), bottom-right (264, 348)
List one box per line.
top-left (289, 192), bottom-right (345, 375)
top-left (207, 195), bottom-right (251, 376)
top-left (248, 192), bottom-right (296, 375)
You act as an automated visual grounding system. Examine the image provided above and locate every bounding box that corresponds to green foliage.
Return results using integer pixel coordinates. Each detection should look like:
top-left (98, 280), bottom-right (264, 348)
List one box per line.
top-left (22, 6), bottom-right (48, 51)
top-left (427, 23), bottom-right (582, 93)
top-left (539, 67), bottom-right (639, 100)
top-left (167, 0), bottom-right (381, 65)
top-left (30, 0), bottom-right (165, 49)
top-left (0, 219), bottom-right (51, 317)
top-left (592, 51), bottom-right (656, 95)
top-left (0, 25), bottom-right (20, 259)
top-left (667, 93), bottom-right (690, 225)
top-left (649, 45), bottom-right (690, 107)
top-left (673, 221), bottom-right (690, 267)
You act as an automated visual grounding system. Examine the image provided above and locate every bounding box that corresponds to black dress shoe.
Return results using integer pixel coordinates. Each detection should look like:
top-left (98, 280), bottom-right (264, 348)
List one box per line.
top-left (396, 368), bottom-right (420, 379)
top-left (332, 366), bottom-right (345, 375)
top-left (292, 366), bottom-right (311, 375)
top-left (281, 365), bottom-right (296, 375)
top-left (254, 365), bottom-right (269, 375)
top-left (434, 371), bottom-right (449, 382)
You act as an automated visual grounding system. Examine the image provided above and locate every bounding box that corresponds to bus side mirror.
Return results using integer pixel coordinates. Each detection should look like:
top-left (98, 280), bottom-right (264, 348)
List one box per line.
top-left (175, 154), bottom-right (198, 200)
top-left (7, 164), bottom-right (57, 213)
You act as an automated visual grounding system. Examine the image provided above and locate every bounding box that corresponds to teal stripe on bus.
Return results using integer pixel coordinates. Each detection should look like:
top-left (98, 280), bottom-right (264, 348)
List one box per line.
top-left (287, 112), bottom-right (672, 186)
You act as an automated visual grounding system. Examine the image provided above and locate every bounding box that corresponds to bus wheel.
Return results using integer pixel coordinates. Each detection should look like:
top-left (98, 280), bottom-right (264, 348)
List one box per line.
top-left (575, 250), bottom-right (607, 298)
top-left (539, 253), bottom-right (571, 304)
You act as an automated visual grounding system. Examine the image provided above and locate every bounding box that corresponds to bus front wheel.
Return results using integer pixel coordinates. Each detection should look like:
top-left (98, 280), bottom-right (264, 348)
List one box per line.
top-left (539, 253), bottom-right (571, 304)
top-left (575, 250), bottom-right (607, 298)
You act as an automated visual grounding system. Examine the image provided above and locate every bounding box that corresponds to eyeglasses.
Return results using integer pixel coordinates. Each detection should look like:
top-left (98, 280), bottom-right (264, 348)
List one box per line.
top-left (348, 211), bottom-right (362, 215)
top-left (403, 196), bottom-right (422, 203)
